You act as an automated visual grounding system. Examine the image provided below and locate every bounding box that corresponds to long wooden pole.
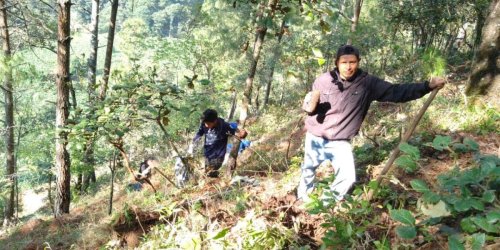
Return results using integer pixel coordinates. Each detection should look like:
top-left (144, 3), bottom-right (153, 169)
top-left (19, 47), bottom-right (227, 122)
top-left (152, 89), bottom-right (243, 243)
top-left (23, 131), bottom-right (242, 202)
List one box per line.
top-left (153, 167), bottom-right (179, 189)
top-left (366, 89), bottom-right (439, 201)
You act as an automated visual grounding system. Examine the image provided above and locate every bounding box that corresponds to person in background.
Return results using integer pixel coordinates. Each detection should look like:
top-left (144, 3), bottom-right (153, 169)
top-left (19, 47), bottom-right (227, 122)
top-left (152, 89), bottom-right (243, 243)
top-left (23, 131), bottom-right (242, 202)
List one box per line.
top-left (136, 157), bottom-right (154, 181)
top-left (188, 109), bottom-right (247, 178)
top-left (298, 45), bottom-right (446, 202)
top-left (224, 138), bottom-right (251, 166)
top-left (129, 157), bottom-right (156, 191)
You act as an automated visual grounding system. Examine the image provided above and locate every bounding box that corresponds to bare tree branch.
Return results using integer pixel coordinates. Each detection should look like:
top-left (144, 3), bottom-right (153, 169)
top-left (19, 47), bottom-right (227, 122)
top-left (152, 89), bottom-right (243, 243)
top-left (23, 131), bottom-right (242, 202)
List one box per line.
top-left (338, 11), bottom-right (353, 23)
top-left (37, 0), bottom-right (56, 12)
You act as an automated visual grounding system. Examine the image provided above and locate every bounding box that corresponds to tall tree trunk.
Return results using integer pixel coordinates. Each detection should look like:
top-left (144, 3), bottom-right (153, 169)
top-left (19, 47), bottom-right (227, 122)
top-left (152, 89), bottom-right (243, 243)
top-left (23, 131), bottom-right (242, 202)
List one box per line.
top-left (473, 3), bottom-right (488, 49)
top-left (279, 83), bottom-right (284, 106)
top-left (100, 0), bottom-right (119, 100)
top-left (227, 90), bottom-right (237, 120)
top-left (254, 85), bottom-right (261, 112)
top-left (263, 20), bottom-right (286, 109)
top-left (48, 172), bottom-right (54, 216)
top-left (1, 0), bottom-right (15, 226)
top-left (54, 0), bottom-right (72, 216)
top-left (87, 0), bottom-right (99, 93)
top-left (15, 116), bottom-right (22, 220)
top-left (466, 0), bottom-right (499, 99)
top-left (76, 173), bottom-right (82, 191)
top-left (227, 0), bottom-right (278, 171)
top-left (108, 152), bottom-right (116, 215)
top-left (347, 0), bottom-right (363, 45)
top-left (82, 0), bottom-right (100, 192)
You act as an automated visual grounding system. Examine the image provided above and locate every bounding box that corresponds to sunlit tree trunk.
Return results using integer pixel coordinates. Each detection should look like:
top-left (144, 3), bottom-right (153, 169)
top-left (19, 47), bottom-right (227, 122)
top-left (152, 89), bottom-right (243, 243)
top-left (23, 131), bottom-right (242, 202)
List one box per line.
top-left (227, 0), bottom-right (278, 171)
top-left (87, 0), bottom-right (99, 92)
top-left (1, 0), bottom-right (15, 227)
top-left (473, 2), bottom-right (489, 49)
top-left (263, 20), bottom-right (286, 109)
top-left (82, 0), bottom-right (100, 192)
top-left (347, 0), bottom-right (363, 45)
top-left (254, 85), bottom-right (261, 112)
top-left (54, 0), bottom-right (72, 216)
top-left (48, 172), bottom-right (54, 215)
top-left (227, 90), bottom-right (237, 120)
top-left (108, 152), bottom-right (116, 215)
top-left (100, 0), bottom-right (119, 100)
top-left (466, 0), bottom-right (499, 99)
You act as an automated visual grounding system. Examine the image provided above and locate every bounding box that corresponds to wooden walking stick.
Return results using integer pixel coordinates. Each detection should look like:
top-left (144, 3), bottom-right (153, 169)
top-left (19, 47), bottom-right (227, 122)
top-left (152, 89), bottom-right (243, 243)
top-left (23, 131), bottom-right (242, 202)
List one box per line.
top-left (365, 88), bottom-right (440, 201)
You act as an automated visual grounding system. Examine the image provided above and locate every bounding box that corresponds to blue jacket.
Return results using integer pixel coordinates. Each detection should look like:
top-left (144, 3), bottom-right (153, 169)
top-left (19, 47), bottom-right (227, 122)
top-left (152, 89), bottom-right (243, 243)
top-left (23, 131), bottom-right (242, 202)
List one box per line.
top-left (194, 118), bottom-right (236, 159)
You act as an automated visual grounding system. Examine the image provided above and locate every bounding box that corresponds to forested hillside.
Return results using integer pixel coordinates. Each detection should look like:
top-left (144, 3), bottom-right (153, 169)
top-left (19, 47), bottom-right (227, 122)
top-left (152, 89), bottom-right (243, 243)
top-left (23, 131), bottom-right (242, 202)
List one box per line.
top-left (0, 0), bottom-right (498, 249)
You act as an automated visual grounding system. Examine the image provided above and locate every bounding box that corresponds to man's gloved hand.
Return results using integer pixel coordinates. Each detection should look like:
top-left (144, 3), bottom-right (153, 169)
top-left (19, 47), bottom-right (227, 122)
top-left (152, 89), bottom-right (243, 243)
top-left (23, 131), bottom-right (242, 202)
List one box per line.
top-left (302, 90), bottom-right (320, 114)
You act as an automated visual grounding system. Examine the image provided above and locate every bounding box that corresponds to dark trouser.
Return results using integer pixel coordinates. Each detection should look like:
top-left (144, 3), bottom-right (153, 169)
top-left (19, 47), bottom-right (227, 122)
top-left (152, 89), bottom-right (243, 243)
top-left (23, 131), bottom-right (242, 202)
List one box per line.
top-left (205, 157), bottom-right (224, 178)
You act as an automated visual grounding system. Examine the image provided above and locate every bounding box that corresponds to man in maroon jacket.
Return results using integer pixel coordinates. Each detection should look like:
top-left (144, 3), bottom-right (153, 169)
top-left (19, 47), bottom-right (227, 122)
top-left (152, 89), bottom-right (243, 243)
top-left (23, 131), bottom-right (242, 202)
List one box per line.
top-left (298, 45), bottom-right (445, 202)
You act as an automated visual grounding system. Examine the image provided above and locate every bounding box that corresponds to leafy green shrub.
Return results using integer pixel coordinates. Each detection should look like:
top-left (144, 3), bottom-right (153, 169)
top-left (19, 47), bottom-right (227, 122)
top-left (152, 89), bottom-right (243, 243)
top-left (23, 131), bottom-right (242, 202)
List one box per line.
top-left (307, 176), bottom-right (376, 248)
top-left (400, 137), bottom-right (499, 249)
top-left (395, 142), bottom-right (421, 173)
top-left (389, 209), bottom-right (417, 239)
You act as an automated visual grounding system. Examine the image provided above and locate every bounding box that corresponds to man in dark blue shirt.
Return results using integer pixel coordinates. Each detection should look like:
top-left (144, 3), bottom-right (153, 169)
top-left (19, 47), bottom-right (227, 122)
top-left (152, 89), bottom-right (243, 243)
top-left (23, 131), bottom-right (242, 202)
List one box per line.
top-left (189, 109), bottom-right (247, 177)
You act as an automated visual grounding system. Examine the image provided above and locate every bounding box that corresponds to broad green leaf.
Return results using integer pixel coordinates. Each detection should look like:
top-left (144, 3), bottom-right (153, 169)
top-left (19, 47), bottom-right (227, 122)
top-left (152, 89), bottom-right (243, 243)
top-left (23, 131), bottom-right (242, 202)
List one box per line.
top-left (481, 189), bottom-right (494, 203)
top-left (432, 135), bottom-right (451, 151)
top-left (452, 143), bottom-right (468, 153)
top-left (480, 156), bottom-right (498, 175)
top-left (395, 155), bottom-right (417, 172)
top-left (399, 142), bottom-right (420, 159)
top-left (469, 233), bottom-right (485, 250)
top-left (198, 79), bottom-right (211, 85)
top-left (211, 228), bottom-right (230, 240)
top-left (418, 199), bottom-right (450, 218)
top-left (458, 168), bottom-right (484, 185)
top-left (368, 180), bottom-right (379, 190)
top-left (345, 223), bottom-right (353, 237)
top-left (486, 210), bottom-right (500, 224)
top-left (410, 179), bottom-right (430, 192)
top-left (395, 225), bottom-right (417, 239)
top-left (454, 199), bottom-right (472, 212)
top-left (469, 199), bottom-right (485, 211)
top-left (463, 138), bottom-right (479, 151)
top-left (448, 235), bottom-right (465, 250)
top-left (317, 58), bottom-right (326, 66)
top-left (461, 217), bottom-right (478, 233)
top-left (390, 209), bottom-right (415, 225)
top-left (472, 216), bottom-right (498, 233)
top-left (312, 48), bottom-right (323, 58)
top-left (115, 130), bottom-right (125, 137)
top-left (422, 191), bottom-right (441, 204)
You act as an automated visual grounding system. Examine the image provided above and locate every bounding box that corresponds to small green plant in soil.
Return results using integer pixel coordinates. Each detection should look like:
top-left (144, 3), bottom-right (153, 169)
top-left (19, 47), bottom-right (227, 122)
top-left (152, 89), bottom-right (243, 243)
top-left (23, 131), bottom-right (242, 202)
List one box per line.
top-left (394, 136), bottom-right (499, 249)
top-left (307, 175), bottom-right (378, 248)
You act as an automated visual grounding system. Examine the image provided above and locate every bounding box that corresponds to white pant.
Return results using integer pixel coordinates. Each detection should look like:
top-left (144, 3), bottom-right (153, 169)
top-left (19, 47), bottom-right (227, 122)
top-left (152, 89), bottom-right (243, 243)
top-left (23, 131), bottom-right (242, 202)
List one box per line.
top-left (297, 132), bottom-right (356, 201)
